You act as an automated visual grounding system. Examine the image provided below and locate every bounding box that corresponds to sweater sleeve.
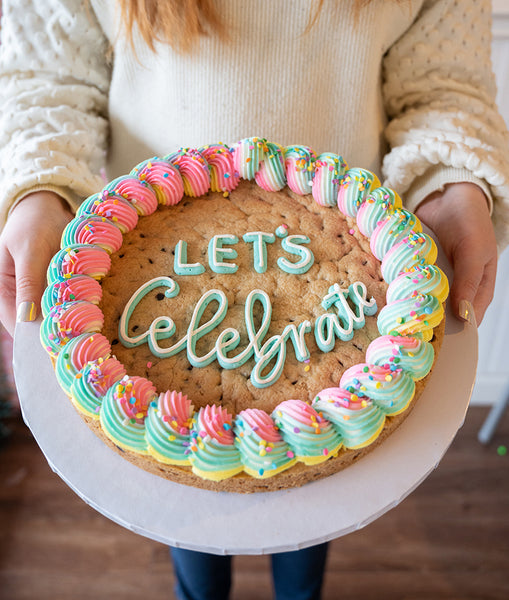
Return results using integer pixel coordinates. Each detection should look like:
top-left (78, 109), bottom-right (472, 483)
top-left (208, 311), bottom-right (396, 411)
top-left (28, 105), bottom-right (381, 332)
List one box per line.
top-left (381, 0), bottom-right (509, 252)
top-left (0, 0), bottom-right (111, 229)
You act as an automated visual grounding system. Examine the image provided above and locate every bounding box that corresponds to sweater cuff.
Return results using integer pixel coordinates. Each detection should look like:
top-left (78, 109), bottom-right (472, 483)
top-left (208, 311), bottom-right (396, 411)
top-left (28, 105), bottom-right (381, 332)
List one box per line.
top-left (7, 185), bottom-right (84, 221)
top-left (398, 165), bottom-right (493, 215)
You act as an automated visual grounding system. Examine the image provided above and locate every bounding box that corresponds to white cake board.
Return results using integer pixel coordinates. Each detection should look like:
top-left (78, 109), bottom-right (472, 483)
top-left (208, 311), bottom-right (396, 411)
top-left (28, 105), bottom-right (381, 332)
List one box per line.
top-left (13, 303), bottom-right (476, 556)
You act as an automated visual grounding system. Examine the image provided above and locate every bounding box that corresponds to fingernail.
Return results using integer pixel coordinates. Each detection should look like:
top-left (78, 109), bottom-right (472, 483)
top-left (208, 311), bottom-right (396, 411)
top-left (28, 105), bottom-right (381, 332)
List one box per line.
top-left (16, 301), bottom-right (37, 323)
top-left (459, 299), bottom-right (476, 327)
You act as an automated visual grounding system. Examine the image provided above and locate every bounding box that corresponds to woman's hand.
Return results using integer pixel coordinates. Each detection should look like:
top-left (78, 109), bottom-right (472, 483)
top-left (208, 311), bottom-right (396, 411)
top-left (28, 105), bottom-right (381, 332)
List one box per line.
top-left (0, 191), bottom-right (74, 336)
top-left (415, 182), bottom-right (497, 326)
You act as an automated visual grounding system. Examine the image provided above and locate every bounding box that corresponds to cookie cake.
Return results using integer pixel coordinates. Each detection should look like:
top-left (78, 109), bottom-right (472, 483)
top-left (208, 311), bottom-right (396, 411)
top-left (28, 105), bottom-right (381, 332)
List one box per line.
top-left (40, 137), bottom-right (449, 492)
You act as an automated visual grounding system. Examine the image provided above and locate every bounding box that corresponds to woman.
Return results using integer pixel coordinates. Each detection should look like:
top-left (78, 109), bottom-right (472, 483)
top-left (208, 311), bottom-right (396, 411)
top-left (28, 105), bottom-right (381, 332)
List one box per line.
top-left (0, 1), bottom-right (507, 598)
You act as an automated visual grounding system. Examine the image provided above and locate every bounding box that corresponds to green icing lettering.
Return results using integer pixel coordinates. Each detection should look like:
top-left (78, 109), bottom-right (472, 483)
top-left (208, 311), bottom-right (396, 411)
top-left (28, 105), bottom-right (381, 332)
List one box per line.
top-left (118, 275), bottom-right (377, 388)
top-left (208, 234), bottom-right (239, 274)
top-left (174, 240), bottom-right (205, 276)
top-left (242, 231), bottom-right (276, 273)
top-left (277, 235), bottom-right (314, 274)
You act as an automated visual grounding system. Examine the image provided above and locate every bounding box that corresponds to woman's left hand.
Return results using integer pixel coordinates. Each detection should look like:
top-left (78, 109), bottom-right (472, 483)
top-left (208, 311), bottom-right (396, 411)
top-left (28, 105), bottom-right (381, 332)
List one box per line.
top-left (415, 182), bottom-right (497, 326)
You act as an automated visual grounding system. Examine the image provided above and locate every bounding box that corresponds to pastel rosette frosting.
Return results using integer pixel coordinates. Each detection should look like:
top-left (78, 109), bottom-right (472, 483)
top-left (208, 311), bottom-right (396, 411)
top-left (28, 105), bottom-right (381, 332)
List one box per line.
top-left (377, 293), bottom-right (444, 342)
top-left (312, 387), bottom-right (386, 449)
top-left (272, 399), bottom-right (342, 465)
top-left (104, 175), bottom-right (158, 216)
top-left (54, 332), bottom-right (111, 394)
top-left (130, 157), bottom-right (185, 206)
top-left (71, 357), bottom-right (127, 419)
top-left (312, 152), bottom-right (348, 207)
top-left (61, 215), bottom-right (123, 254)
top-left (234, 408), bottom-right (296, 478)
top-left (100, 376), bottom-right (157, 454)
top-left (356, 187), bottom-right (403, 238)
top-left (340, 363), bottom-right (415, 416)
top-left (47, 244), bottom-right (111, 282)
top-left (40, 301), bottom-right (104, 357)
top-left (283, 145), bottom-right (316, 195)
top-left (199, 143), bottom-right (240, 193)
top-left (232, 136), bottom-right (267, 180)
top-left (165, 147), bottom-right (211, 197)
top-left (189, 405), bottom-right (243, 480)
top-left (41, 275), bottom-right (102, 318)
top-left (76, 191), bottom-right (139, 233)
top-left (146, 391), bottom-right (195, 465)
top-left (387, 264), bottom-right (449, 304)
top-left (365, 335), bottom-right (435, 381)
top-left (381, 232), bottom-right (438, 283)
top-left (255, 141), bottom-right (287, 192)
top-left (337, 168), bottom-right (380, 217)
top-left (370, 208), bottom-right (422, 260)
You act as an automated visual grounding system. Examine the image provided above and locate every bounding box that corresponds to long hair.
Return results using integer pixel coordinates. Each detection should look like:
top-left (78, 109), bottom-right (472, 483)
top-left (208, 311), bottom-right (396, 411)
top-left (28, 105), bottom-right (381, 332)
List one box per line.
top-left (116, 0), bottom-right (340, 53)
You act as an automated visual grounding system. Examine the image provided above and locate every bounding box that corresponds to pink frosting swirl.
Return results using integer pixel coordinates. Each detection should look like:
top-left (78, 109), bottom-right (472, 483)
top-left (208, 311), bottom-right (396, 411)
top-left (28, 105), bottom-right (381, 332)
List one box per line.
top-left (275, 399), bottom-right (326, 429)
top-left (105, 176), bottom-right (158, 216)
top-left (44, 275), bottom-right (102, 310)
top-left (158, 390), bottom-right (195, 435)
top-left (199, 144), bottom-right (240, 193)
top-left (131, 158), bottom-right (185, 206)
top-left (48, 301), bottom-right (104, 342)
top-left (314, 387), bottom-right (368, 410)
top-left (166, 148), bottom-right (211, 197)
top-left (197, 405), bottom-right (235, 446)
top-left (78, 192), bottom-right (139, 233)
top-left (62, 216), bottom-right (123, 254)
top-left (283, 145), bottom-right (316, 195)
top-left (237, 408), bottom-right (283, 444)
top-left (71, 333), bottom-right (112, 370)
top-left (54, 245), bottom-right (111, 280)
top-left (82, 357), bottom-right (127, 396)
top-left (232, 137), bottom-right (267, 180)
top-left (114, 376), bottom-right (158, 423)
top-left (254, 142), bottom-right (286, 192)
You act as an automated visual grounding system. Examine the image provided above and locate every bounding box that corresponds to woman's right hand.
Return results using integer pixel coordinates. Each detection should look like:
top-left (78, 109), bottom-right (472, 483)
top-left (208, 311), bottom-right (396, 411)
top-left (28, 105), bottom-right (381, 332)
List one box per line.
top-left (0, 191), bottom-right (74, 336)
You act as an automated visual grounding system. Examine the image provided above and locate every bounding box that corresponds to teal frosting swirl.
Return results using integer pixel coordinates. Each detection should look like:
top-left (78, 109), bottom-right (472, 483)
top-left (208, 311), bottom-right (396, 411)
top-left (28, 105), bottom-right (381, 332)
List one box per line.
top-left (381, 232), bottom-right (438, 283)
top-left (233, 137), bottom-right (267, 180)
top-left (70, 358), bottom-right (125, 418)
top-left (271, 400), bottom-right (342, 462)
top-left (100, 381), bottom-right (153, 455)
top-left (255, 141), bottom-right (286, 191)
top-left (188, 407), bottom-right (243, 479)
top-left (356, 187), bottom-right (402, 237)
top-left (312, 152), bottom-right (348, 206)
top-left (337, 168), bottom-right (380, 217)
top-left (145, 392), bottom-right (195, 464)
top-left (233, 409), bottom-right (296, 477)
top-left (370, 208), bottom-right (421, 260)
top-left (365, 335), bottom-right (435, 381)
top-left (40, 301), bottom-right (104, 357)
top-left (377, 294), bottom-right (443, 339)
top-left (312, 388), bottom-right (386, 449)
top-left (387, 264), bottom-right (449, 303)
top-left (283, 145), bottom-right (316, 194)
top-left (54, 332), bottom-right (109, 394)
top-left (75, 191), bottom-right (139, 233)
top-left (61, 215), bottom-right (123, 254)
top-left (340, 364), bottom-right (415, 416)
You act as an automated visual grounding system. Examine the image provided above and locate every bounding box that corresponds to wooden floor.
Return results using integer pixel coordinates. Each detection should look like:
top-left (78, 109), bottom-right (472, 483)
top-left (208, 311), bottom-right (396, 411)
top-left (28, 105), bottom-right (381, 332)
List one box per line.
top-left (0, 406), bottom-right (508, 600)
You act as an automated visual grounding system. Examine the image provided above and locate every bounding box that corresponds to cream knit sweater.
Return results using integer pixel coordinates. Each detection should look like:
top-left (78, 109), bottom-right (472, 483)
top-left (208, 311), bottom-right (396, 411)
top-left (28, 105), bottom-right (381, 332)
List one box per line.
top-left (1, 0), bottom-right (509, 249)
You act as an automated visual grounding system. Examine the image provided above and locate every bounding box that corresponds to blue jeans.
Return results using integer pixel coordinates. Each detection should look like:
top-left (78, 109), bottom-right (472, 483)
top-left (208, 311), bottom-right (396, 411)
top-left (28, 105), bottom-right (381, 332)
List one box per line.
top-left (170, 543), bottom-right (329, 600)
